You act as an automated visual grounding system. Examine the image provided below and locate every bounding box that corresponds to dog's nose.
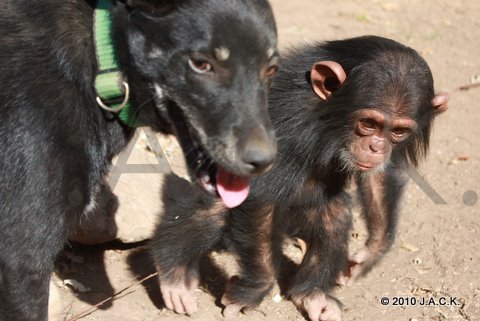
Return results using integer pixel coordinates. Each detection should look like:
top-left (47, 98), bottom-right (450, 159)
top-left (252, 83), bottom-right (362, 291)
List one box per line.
top-left (241, 126), bottom-right (276, 174)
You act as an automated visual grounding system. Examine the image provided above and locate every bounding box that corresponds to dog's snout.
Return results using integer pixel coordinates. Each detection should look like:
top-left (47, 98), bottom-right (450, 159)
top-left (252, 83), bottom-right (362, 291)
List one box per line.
top-left (241, 126), bottom-right (276, 175)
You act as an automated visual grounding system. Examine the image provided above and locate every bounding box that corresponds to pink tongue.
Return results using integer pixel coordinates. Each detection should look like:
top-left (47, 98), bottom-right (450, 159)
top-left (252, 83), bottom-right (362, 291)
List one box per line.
top-left (216, 168), bottom-right (250, 208)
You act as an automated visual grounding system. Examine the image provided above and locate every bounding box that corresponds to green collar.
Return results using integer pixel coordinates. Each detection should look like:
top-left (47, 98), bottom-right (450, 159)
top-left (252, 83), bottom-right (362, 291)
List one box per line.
top-left (94, 0), bottom-right (139, 127)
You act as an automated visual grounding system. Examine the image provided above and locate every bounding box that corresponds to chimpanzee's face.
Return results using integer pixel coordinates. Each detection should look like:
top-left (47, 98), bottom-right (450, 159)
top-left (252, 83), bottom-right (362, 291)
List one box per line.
top-left (349, 108), bottom-right (417, 171)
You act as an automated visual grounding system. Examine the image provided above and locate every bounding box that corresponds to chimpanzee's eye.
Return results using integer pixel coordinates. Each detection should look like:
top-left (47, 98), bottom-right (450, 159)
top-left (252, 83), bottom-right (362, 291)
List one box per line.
top-left (361, 119), bottom-right (376, 129)
top-left (391, 128), bottom-right (412, 143)
top-left (392, 128), bottom-right (408, 137)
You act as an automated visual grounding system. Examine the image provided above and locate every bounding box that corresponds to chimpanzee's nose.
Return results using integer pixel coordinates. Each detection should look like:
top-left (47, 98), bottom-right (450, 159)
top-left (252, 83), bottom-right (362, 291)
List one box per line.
top-left (369, 138), bottom-right (385, 153)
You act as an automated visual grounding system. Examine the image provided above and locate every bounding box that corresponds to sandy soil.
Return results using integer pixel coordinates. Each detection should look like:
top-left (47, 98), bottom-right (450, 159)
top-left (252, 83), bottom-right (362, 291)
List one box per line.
top-left (50, 1), bottom-right (480, 320)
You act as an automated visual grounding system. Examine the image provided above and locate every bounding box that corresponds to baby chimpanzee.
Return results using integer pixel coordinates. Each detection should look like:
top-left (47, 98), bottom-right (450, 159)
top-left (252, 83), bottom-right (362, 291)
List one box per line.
top-left (151, 36), bottom-right (447, 320)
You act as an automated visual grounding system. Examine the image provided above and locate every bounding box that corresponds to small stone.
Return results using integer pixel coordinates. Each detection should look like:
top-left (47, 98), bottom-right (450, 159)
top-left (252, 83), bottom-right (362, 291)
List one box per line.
top-left (272, 294), bottom-right (282, 303)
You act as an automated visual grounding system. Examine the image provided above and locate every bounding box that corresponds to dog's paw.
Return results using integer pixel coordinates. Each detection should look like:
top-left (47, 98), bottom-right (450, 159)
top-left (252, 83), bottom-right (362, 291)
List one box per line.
top-left (160, 278), bottom-right (199, 316)
top-left (291, 291), bottom-right (342, 321)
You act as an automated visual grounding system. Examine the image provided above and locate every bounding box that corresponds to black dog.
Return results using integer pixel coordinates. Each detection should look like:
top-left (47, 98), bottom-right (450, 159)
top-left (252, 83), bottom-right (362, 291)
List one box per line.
top-left (0, 0), bottom-right (278, 320)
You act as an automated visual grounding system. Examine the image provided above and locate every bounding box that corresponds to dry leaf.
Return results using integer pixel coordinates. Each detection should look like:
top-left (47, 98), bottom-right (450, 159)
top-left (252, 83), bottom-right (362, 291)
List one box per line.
top-left (401, 243), bottom-right (419, 252)
top-left (457, 154), bottom-right (470, 161)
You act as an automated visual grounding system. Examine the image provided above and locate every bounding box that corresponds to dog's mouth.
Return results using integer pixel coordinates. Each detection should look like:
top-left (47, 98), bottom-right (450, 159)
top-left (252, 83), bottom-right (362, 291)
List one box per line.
top-left (175, 121), bottom-right (250, 209)
top-left (185, 127), bottom-right (250, 208)
top-left (155, 86), bottom-right (251, 208)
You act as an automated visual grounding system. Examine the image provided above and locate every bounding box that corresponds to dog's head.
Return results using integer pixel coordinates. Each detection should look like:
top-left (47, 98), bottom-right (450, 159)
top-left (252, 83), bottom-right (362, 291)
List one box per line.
top-left (115, 0), bottom-right (279, 207)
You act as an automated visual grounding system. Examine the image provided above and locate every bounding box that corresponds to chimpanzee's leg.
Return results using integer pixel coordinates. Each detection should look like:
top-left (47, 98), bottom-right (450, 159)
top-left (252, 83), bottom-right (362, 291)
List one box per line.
top-left (151, 176), bottom-right (228, 315)
top-left (221, 200), bottom-right (282, 318)
top-left (289, 194), bottom-right (352, 321)
top-left (338, 170), bottom-right (406, 285)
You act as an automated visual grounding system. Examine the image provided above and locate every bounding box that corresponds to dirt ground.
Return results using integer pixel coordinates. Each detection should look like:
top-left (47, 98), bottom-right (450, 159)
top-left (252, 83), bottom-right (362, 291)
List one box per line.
top-left (50, 1), bottom-right (480, 320)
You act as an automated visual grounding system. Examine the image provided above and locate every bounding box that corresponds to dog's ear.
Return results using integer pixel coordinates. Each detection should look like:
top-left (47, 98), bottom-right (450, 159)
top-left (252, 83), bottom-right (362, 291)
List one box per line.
top-left (124, 0), bottom-right (183, 16)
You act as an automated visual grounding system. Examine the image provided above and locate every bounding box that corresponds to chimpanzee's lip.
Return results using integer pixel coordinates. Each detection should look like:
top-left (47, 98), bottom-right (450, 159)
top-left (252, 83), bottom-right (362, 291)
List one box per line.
top-left (356, 162), bottom-right (374, 171)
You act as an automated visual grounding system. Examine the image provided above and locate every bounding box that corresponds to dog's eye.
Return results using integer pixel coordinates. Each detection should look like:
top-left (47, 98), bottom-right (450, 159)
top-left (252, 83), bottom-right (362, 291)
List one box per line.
top-left (265, 65), bottom-right (278, 78)
top-left (188, 58), bottom-right (213, 74)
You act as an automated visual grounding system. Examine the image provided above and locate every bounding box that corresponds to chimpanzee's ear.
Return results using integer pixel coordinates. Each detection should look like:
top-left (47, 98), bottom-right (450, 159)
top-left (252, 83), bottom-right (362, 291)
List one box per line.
top-left (431, 91), bottom-right (448, 115)
top-left (310, 61), bottom-right (346, 101)
top-left (124, 0), bottom-right (180, 16)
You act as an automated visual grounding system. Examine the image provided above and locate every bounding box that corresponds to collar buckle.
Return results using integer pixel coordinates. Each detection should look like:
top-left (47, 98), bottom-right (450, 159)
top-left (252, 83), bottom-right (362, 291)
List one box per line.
top-left (94, 71), bottom-right (130, 113)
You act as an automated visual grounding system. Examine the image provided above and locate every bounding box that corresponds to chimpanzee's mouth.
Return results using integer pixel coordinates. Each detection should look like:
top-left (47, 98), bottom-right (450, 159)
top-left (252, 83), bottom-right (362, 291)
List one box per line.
top-left (174, 121), bottom-right (250, 209)
top-left (355, 162), bottom-right (374, 171)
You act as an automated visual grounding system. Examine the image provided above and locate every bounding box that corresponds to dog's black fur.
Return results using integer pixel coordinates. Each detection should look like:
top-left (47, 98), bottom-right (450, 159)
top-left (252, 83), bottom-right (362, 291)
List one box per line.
top-left (0, 0), bottom-right (278, 319)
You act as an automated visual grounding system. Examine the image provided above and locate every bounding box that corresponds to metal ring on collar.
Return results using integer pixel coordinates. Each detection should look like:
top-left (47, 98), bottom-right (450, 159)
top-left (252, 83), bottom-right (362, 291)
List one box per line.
top-left (95, 81), bottom-right (130, 113)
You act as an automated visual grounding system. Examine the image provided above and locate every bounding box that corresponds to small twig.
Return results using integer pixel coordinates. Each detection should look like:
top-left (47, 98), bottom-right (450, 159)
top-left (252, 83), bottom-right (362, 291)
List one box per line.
top-left (459, 307), bottom-right (471, 321)
top-left (65, 272), bottom-right (158, 321)
top-left (62, 301), bottom-right (75, 321)
top-left (457, 82), bottom-right (480, 91)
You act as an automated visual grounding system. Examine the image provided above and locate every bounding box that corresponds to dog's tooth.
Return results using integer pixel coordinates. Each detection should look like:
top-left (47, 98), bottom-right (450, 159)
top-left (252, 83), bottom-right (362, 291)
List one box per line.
top-left (204, 181), bottom-right (216, 194)
top-left (202, 174), bottom-right (210, 183)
